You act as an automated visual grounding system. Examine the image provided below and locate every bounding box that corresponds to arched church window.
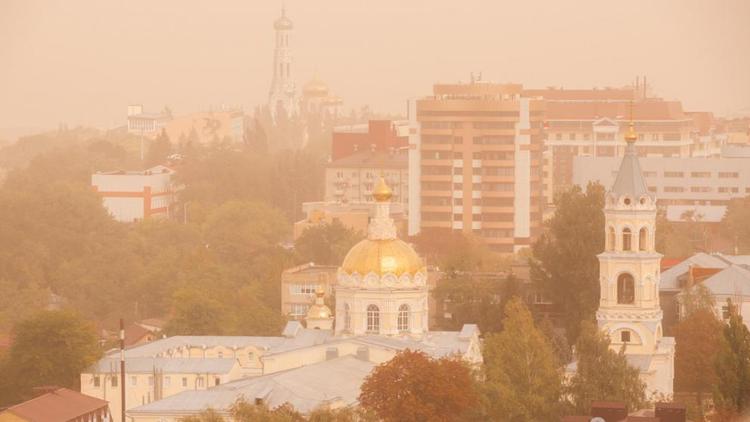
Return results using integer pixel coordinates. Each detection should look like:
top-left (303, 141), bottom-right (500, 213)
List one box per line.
top-left (639, 227), bottom-right (648, 251)
top-left (621, 330), bottom-right (631, 343)
top-left (398, 304), bottom-right (410, 333)
top-left (608, 227), bottom-right (616, 251)
top-left (622, 228), bottom-right (632, 251)
top-left (366, 305), bottom-right (380, 334)
top-left (344, 303), bottom-right (351, 332)
top-left (617, 273), bottom-right (635, 304)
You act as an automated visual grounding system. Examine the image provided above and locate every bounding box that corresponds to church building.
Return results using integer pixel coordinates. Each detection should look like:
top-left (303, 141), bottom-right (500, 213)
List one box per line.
top-left (82, 178), bottom-right (482, 422)
top-left (595, 117), bottom-right (675, 397)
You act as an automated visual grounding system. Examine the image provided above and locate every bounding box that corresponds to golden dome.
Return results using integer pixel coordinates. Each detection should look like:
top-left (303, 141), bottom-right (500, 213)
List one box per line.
top-left (624, 121), bottom-right (638, 143)
top-left (372, 177), bottom-right (392, 202)
top-left (306, 289), bottom-right (332, 319)
top-left (341, 238), bottom-right (425, 276)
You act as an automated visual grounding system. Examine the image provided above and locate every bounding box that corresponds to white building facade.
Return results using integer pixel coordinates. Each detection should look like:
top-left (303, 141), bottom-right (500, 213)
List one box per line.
top-left (268, 7), bottom-right (297, 118)
top-left (91, 165), bottom-right (175, 222)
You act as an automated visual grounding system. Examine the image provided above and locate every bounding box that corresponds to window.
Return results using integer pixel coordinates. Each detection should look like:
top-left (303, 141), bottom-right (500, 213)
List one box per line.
top-left (568, 133), bottom-right (576, 140)
top-left (215, 377), bottom-right (221, 386)
top-left (555, 133), bottom-right (562, 141)
top-left (719, 172), bottom-right (739, 178)
top-left (366, 305), bottom-right (380, 334)
top-left (218, 351), bottom-right (224, 358)
top-left (182, 377), bottom-right (188, 387)
top-left (131, 376), bottom-right (137, 387)
top-left (621, 330), bottom-right (631, 343)
top-left (93, 376), bottom-right (100, 387)
top-left (248, 351), bottom-right (255, 361)
top-left (691, 171), bottom-right (711, 178)
top-left (344, 303), bottom-right (351, 331)
top-left (690, 186), bottom-right (712, 193)
top-left (639, 227), bottom-right (648, 251)
top-left (664, 171), bottom-right (683, 178)
top-left (165, 376), bottom-right (171, 387)
top-left (608, 227), bottom-right (616, 251)
top-left (453, 198), bottom-right (463, 206)
top-left (722, 305), bottom-right (731, 320)
top-left (664, 186), bottom-right (684, 193)
top-left (398, 304), bottom-right (410, 333)
top-left (617, 273), bottom-right (635, 304)
top-left (622, 228), bottom-right (632, 251)
top-left (643, 171), bottom-right (657, 177)
top-left (197, 377), bottom-right (204, 388)
top-left (290, 303), bottom-right (309, 317)
top-left (111, 376), bottom-right (118, 387)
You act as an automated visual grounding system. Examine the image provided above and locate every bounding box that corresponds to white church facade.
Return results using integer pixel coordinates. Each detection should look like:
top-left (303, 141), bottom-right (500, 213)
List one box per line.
top-left (595, 119), bottom-right (675, 397)
top-left (81, 178), bottom-right (482, 422)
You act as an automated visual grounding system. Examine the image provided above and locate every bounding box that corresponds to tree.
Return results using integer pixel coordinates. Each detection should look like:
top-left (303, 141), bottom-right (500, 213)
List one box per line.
top-left (531, 182), bottom-right (605, 343)
top-left (180, 409), bottom-right (226, 422)
top-left (566, 322), bottom-right (646, 413)
top-left (722, 196), bottom-right (750, 254)
top-left (164, 288), bottom-right (228, 336)
top-left (431, 272), bottom-right (518, 334)
top-left (412, 228), bottom-right (507, 272)
top-left (714, 299), bottom-right (750, 417)
top-left (145, 128), bottom-right (172, 167)
top-left (231, 399), bottom-right (304, 422)
top-left (295, 220), bottom-right (363, 266)
top-left (0, 310), bottom-right (101, 405)
top-left (674, 307), bottom-right (723, 420)
top-left (482, 297), bottom-right (563, 421)
top-left (359, 350), bottom-right (479, 422)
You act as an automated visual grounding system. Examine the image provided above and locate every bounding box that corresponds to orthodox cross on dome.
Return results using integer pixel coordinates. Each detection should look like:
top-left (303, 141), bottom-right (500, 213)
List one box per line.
top-left (368, 177), bottom-right (397, 240)
top-left (610, 101), bottom-right (649, 199)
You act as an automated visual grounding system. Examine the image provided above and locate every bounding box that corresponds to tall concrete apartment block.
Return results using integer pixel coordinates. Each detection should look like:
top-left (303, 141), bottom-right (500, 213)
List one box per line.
top-left (408, 82), bottom-right (545, 253)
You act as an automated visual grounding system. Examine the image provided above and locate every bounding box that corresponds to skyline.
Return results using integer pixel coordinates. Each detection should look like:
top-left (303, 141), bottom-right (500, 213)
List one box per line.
top-left (1, 0), bottom-right (749, 134)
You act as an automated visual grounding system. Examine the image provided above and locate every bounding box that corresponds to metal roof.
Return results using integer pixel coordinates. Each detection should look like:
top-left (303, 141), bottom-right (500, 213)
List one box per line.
top-left (610, 143), bottom-right (650, 199)
top-left (88, 357), bottom-right (237, 375)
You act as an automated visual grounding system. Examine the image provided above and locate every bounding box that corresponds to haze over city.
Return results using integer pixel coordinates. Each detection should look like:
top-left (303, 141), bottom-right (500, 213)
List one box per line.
top-left (2, 0), bottom-right (749, 134)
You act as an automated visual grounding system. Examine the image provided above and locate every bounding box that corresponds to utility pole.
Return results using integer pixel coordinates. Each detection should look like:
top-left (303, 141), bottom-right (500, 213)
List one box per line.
top-left (120, 318), bottom-right (126, 422)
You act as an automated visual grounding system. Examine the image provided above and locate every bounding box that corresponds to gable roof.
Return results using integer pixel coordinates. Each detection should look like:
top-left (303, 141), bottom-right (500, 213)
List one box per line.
top-left (2, 388), bottom-right (108, 422)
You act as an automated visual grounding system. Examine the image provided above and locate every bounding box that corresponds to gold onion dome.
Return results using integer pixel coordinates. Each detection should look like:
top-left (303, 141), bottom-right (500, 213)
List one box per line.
top-left (341, 238), bottom-right (425, 276)
top-left (372, 177), bottom-right (392, 202)
top-left (303, 78), bottom-right (329, 96)
top-left (306, 288), bottom-right (332, 319)
top-left (625, 122), bottom-right (638, 143)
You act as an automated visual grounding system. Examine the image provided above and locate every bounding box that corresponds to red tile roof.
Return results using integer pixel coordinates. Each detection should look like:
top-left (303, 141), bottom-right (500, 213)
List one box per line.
top-left (124, 323), bottom-right (152, 347)
top-left (2, 388), bottom-right (109, 422)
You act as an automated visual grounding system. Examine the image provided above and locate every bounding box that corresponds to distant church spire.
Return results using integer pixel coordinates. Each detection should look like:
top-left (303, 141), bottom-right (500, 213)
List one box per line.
top-left (268, 6), bottom-right (297, 119)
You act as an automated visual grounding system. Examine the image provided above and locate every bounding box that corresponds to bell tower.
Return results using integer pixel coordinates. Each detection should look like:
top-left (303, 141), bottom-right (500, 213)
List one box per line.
top-left (596, 108), bottom-right (674, 397)
top-left (268, 6), bottom-right (297, 119)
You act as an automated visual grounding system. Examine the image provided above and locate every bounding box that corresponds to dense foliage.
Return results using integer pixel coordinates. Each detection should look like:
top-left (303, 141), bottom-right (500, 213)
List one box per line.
top-left (0, 310), bottom-right (101, 405)
top-left (531, 183), bottom-right (605, 343)
top-left (714, 300), bottom-right (750, 418)
top-left (359, 350), bottom-right (480, 422)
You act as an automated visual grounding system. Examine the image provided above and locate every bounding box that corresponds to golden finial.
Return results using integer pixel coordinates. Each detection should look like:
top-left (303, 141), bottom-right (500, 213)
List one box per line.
top-left (372, 177), bottom-right (392, 202)
top-left (625, 99), bottom-right (637, 144)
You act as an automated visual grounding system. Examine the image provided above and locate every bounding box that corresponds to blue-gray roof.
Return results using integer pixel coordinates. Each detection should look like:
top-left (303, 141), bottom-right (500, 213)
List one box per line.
top-left (611, 143), bottom-right (650, 199)
top-left (88, 357), bottom-right (236, 374)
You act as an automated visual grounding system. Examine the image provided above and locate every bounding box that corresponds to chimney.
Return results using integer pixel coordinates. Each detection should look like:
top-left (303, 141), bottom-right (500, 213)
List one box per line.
top-left (326, 347), bottom-right (339, 360)
top-left (591, 401), bottom-right (627, 422)
top-left (655, 402), bottom-right (687, 422)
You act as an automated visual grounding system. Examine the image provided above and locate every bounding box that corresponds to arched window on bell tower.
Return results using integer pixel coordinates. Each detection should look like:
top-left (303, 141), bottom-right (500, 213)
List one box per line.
top-left (622, 228), bottom-right (632, 251)
top-left (639, 227), bottom-right (648, 251)
top-left (608, 227), bottom-right (616, 251)
top-left (617, 273), bottom-right (635, 304)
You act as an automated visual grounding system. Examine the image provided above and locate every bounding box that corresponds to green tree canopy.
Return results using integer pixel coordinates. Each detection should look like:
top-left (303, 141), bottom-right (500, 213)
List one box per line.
top-left (482, 297), bottom-right (563, 421)
top-left (721, 196), bottom-right (750, 254)
top-left (566, 321), bottom-right (646, 413)
top-left (0, 310), bottom-right (101, 405)
top-left (145, 128), bottom-right (172, 167)
top-left (714, 299), bottom-right (750, 417)
top-left (531, 182), bottom-right (605, 342)
top-left (295, 220), bottom-right (363, 266)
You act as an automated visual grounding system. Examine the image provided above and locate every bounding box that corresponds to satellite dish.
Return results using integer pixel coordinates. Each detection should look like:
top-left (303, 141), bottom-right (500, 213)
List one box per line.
top-left (591, 418), bottom-right (606, 422)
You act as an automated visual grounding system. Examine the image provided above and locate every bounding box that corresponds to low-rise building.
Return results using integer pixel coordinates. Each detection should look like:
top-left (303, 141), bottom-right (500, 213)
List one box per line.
top-left (0, 387), bottom-right (110, 422)
top-left (127, 105), bottom-right (170, 136)
top-left (325, 149), bottom-right (408, 206)
top-left (280, 263), bottom-right (338, 319)
top-left (331, 120), bottom-right (409, 161)
top-left (91, 165), bottom-right (176, 222)
top-left (293, 200), bottom-right (407, 240)
top-left (163, 109), bottom-right (245, 145)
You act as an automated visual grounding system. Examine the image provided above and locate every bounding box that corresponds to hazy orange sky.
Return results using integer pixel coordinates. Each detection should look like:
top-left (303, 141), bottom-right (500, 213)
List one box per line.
top-left (1, 0), bottom-right (749, 134)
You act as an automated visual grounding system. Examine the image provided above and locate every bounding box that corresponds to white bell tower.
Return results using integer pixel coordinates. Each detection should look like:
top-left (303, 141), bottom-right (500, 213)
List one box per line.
top-left (596, 114), bottom-right (675, 397)
top-left (268, 7), bottom-right (297, 119)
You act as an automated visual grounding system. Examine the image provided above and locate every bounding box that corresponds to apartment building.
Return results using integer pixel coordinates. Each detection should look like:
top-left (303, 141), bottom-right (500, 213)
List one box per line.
top-left (331, 119), bottom-right (409, 161)
top-left (280, 263), bottom-right (337, 319)
top-left (324, 149), bottom-right (408, 205)
top-left (409, 81), bottom-right (546, 253)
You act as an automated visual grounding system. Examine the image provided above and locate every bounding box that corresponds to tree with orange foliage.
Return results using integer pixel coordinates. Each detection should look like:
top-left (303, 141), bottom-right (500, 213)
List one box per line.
top-left (358, 349), bottom-right (479, 422)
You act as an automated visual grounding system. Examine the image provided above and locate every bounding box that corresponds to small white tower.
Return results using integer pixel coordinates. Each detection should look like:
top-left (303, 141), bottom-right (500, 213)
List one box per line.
top-left (596, 113), bottom-right (675, 397)
top-left (305, 286), bottom-right (334, 330)
top-left (268, 7), bottom-right (297, 119)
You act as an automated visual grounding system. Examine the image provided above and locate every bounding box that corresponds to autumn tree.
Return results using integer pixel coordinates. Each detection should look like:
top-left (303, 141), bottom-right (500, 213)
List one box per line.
top-left (359, 350), bottom-right (479, 422)
top-left (714, 300), bottom-right (750, 417)
top-left (412, 228), bottom-right (508, 272)
top-left (231, 399), bottom-right (304, 422)
top-left (179, 409), bottom-right (226, 422)
top-left (482, 297), bottom-right (563, 420)
top-left (566, 322), bottom-right (646, 413)
top-left (295, 220), bottom-right (363, 266)
top-left (0, 310), bottom-right (101, 405)
top-left (531, 182), bottom-right (605, 342)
